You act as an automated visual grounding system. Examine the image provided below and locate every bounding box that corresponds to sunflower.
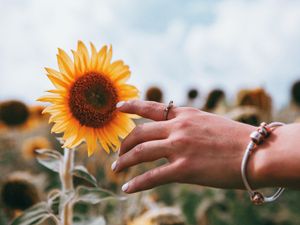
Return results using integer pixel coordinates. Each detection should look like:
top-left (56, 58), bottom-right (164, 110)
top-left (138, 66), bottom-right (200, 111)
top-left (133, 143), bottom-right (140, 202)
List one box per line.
top-left (145, 86), bottom-right (163, 103)
top-left (0, 100), bottom-right (30, 127)
top-left (38, 41), bottom-right (138, 156)
top-left (22, 136), bottom-right (51, 160)
top-left (1, 173), bottom-right (41, 211)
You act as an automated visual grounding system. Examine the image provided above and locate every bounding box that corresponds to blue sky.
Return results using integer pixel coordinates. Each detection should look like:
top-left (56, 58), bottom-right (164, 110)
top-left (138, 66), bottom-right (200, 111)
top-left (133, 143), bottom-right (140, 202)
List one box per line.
top-left (0, 0), bottom-right (300, 108)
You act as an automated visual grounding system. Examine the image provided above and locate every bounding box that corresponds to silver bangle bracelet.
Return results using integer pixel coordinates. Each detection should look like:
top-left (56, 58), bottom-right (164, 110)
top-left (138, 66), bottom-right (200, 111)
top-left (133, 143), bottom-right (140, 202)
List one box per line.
top-left (241, 122), bottom-right (285, 205)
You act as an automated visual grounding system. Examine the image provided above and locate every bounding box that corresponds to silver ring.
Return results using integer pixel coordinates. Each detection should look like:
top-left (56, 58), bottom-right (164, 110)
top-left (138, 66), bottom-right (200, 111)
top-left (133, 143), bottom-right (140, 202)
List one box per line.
top-left (163, 101), bottom-right (174, 120)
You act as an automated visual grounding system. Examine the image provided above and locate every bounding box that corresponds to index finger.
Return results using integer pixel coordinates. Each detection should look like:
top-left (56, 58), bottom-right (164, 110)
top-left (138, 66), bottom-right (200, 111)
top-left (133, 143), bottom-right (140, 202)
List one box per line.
top-left (116, 100), bottom-right (177, 121)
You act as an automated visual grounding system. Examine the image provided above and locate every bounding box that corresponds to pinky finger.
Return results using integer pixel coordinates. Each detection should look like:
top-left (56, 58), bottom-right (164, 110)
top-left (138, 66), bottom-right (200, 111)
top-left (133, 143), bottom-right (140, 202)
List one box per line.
top-left (121, 162), bottom-right (180, 193)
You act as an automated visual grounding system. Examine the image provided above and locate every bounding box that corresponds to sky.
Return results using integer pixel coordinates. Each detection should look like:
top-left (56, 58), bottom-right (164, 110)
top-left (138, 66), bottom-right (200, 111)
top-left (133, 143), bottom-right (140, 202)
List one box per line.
top-left (0, 0), bottom-right (300, 108)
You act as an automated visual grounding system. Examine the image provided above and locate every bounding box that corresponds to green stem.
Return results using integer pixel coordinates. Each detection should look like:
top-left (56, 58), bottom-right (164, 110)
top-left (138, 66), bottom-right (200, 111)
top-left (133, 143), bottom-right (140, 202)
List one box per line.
top-left (60, 148), bottom-right (74, 225)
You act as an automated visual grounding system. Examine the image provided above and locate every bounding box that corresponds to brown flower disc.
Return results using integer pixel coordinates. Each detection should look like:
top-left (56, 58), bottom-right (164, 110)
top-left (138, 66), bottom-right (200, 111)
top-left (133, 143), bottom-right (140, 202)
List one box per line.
top-left (69, 73), bottom-right (118, 128)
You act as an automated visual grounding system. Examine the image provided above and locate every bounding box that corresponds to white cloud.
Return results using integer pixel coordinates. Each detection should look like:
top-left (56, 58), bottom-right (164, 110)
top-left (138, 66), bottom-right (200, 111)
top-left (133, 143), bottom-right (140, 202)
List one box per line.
top-left (183, 0), bottom-right (300, 106)
top-left (0, 0), bottom-right (299, 108)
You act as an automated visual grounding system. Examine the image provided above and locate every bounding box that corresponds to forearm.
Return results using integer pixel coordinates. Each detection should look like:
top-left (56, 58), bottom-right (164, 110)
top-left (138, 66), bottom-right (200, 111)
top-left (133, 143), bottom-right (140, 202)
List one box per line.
top-left (251, 123), bottom-right (300, 189)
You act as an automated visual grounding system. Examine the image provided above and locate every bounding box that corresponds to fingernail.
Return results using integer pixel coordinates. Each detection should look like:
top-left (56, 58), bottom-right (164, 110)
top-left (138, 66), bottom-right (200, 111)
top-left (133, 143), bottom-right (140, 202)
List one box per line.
top-left (122, 182), bottom-right (129, 192)
top-left (111, 161), bottom-right (118, 171)
top-left (116, 101), bottom-right (125, 108)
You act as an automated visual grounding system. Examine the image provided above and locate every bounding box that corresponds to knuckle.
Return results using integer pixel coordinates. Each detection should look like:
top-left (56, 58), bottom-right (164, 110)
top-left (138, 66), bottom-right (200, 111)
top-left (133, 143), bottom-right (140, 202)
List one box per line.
top-left (186, 107), bottom-right (199, 113)
top-left (144, 101), bottom-right (159, 113)
top-left (171, 107), bottom-right (182, 117)
top-left (145, 169), bottom-right (156, 182)
top-left (134, 124), bottom-right (144, 135)
top-left (178, 158), bottom-right (189, 169)
top-left (174, 119), bottom-right (192, 130)
top-left (148, 101), bottom-right (159, 108)
top-left (138, 123), bottom-right (146, 131)
top-left (116, 158), bottom-right (123, 170)
top-left (129, 99), bottom-right (138, 106)
top-left (125, 100), bottom-right (135, 110)
top-left (133, 143), bottom-right (145, 157)
top-left (173, 159), bottom-right (188, 181)
top-left (130, 124), bottom-right (146, 141)
top-left (179, 107), bottom-right (199, 114)
top-left (129, 99), bottom-right (141, 112)
top-left (170, 135), bottom-right (190, 147)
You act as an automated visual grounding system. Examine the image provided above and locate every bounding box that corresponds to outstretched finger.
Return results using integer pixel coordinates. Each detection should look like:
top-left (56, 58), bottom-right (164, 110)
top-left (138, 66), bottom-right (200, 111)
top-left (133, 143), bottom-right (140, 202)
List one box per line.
top-left (116, 100), bottom-right (177, 121)
top-left (119, 121), bottom-right (170, 156)
top-left (121, 162), bottom-right (180, 193)
top-left (114, 139), bottom-right (171, 172)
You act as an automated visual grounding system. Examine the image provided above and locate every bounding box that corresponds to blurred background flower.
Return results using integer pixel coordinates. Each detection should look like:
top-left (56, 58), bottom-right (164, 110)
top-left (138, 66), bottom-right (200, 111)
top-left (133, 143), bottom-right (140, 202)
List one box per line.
top-left (21, 136), bottom-right (51, 161)
top-left (0, 100), bottom-right (30, 128)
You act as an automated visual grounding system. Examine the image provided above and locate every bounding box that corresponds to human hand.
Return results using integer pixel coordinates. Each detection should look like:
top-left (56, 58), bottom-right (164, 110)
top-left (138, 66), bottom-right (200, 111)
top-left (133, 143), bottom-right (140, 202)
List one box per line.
top-left (112, 100), bottom-right (263, 193)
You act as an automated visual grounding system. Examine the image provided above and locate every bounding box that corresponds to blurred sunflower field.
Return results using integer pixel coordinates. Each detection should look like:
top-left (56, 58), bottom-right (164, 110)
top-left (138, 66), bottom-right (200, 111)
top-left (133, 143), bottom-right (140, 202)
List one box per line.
top-left (1, 98), bottom-right (300, 225)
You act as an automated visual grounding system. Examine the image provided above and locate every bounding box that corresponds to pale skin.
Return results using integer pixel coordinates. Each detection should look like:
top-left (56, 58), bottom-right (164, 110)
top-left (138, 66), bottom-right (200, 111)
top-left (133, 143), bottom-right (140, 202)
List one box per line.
top-left (112, 100), bottom-right (300, 193)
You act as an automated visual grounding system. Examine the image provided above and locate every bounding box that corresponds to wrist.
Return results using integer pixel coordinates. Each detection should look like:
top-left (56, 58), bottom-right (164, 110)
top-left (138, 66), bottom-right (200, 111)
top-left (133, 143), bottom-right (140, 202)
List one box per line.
top-left (236, 123), bottom-right (272, 189)
top-left (254, 124), bottom-right (300, 189)
top-left (238, 122), bottom-right (288, 204)
top-left (246, 125), bottom-right (285, 189)
top-left (247, 144), bottom-right (270, 189)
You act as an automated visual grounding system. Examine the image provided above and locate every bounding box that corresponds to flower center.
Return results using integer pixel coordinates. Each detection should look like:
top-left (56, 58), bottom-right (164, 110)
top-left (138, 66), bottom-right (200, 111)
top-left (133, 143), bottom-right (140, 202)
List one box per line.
top-left (69, 73), bottom-right (118, 128)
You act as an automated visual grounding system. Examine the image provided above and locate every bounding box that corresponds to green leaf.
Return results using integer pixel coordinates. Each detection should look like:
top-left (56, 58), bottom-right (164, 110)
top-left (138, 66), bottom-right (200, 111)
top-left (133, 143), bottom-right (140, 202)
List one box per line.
top-left (74, 186), bottom-right (126, 205)
top-left (11, 202), bottom-right (54, 225)
top-left (47, 189), bottom-right (61, 214)
top-left (36, 149), bottom-right (63, 159)
top-left (36, 149), bottom-right (63, 173)
top-left (72, 165), bottom-right (98, 187)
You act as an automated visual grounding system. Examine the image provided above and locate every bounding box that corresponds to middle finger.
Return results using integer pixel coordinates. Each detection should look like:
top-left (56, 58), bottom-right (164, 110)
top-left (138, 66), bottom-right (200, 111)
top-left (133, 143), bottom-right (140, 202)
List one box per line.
top-left (119, 121), bottom-right (170, 156)
top-left (114, 139), bottom-right (171, 172)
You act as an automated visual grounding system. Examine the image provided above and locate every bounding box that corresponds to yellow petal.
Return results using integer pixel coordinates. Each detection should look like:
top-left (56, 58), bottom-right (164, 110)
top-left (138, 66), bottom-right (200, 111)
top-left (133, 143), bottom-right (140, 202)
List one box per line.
top-left (72, 50), bottom-right (84, 76)
top-left (63, 124), bottom-right (84, 148)
top-left (45, 67), bottom-right (62, 78)
top-left (45, 67), bottom-right (71, 84)
top-left (107, 60), bottom-right (124, 74)
top-left (49, 113), bottom-right (70, 124)
top-left (57, 54), bottom-right (74, 79)
top-left (77, 41), bottom-right (89, 70)
top-left (42, 104), bottom-right (68, 115)
top-left (96, 45), bottom-right (107, 72)
top-left (86, 128), bottom-right (97, 156)
top-left (47, 74), bottom-right (69, 89)
top-left (102, 45), bottom-right (112, 71)
top-left (118, 84), bottom-right (139, 101)
top-left (90, 42), bottom-right (98, 70)
top-left (96, 129), bottom-right (110, 153)
top-left (114, 71), bottom-right (131, 84)
top-left (58, 49), bottom-right (74, 67)
top-left (111, 118), bottom-right (130, 139)
top-left (51, 121), bottom-right (69, 133)
top-left (103, 125), bottom-right (121, 150)
top-left (46, 89), bottom-right (67, 96)
top-left (110, 64), bottom-right (130, 79)
top-left (37, 95), bottom-right (64, 104)
top-left (126, 113), bottom-right (141, 119)
top-left (116, 113), bottom-right (136, 133)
